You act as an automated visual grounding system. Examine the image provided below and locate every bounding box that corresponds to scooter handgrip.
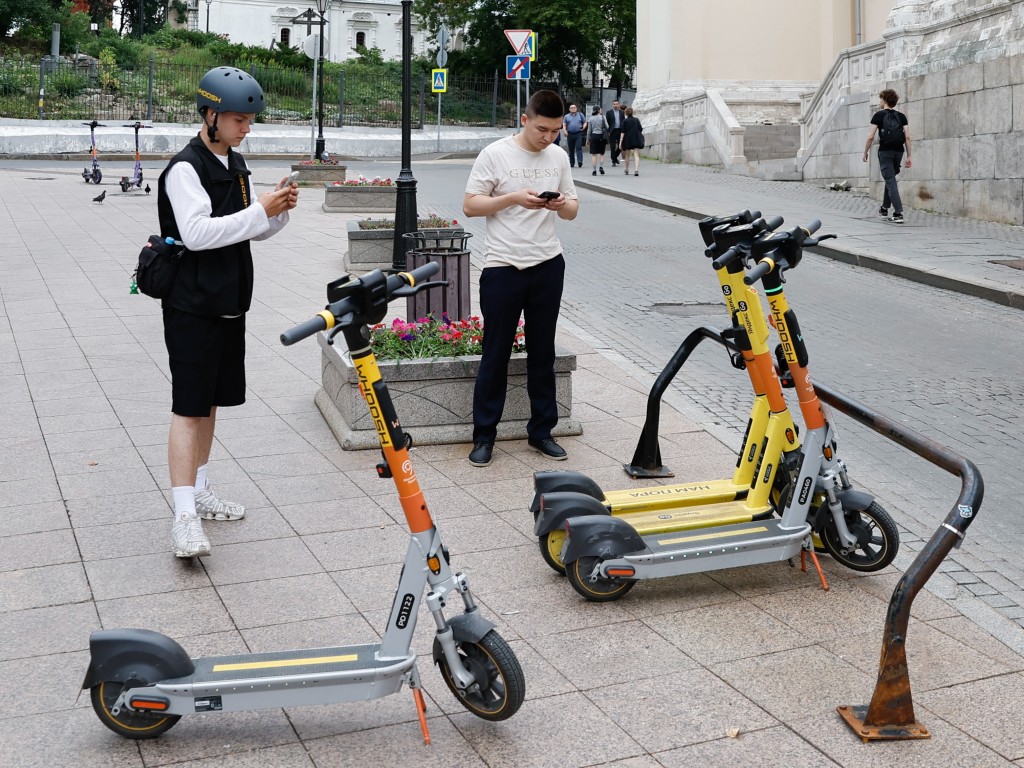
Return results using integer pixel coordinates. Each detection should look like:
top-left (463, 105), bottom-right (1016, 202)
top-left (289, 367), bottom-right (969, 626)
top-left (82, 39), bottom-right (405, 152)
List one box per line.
top-left (744, 260), bottom-right (774, 285)
top-left (712, 246), bottom-right (742, 270)
top-left (280, 314), bottom-right (329, 346)
top-left (803, 219), bottom-right (822, 235)
top-left (763, 215), bottom-right (784, 232)
top-left (394, 261), bottom-right (441, 291)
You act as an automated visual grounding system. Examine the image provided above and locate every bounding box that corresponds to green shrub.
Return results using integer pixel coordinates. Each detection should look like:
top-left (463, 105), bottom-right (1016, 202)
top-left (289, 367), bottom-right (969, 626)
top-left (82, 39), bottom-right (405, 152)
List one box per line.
top-left (48, 68), bottom-right (88, 98)
top-left (98, 48), bottom-right (121, 92)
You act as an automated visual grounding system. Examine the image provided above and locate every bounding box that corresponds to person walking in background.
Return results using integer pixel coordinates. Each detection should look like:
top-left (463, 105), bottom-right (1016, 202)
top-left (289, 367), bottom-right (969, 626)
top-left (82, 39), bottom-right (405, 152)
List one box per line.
top-left (462, 90), bottom-right (580, 467)
top-left (605, 99), bottom-right (623, 166)
top-left (863, 88), bottom-right (912, 224)
top-left (159, 67), bottom-right (298, 558)
top-left (586, 105), bottom-right (608, 175)
top-left (562, 103), bottom-right (587, 168)
top-left (619, 105), bottom-right (644, 176)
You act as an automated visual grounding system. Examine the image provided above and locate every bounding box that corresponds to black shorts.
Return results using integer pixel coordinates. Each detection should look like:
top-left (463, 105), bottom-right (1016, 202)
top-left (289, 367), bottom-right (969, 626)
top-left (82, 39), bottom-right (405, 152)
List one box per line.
top-left (163, 307), bottom-right (246, 417)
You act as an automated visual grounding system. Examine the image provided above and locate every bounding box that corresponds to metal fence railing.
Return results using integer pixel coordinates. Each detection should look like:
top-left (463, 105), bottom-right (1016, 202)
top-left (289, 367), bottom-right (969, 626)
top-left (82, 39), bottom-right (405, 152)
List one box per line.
top-left (0, 56), bottom-right (529, 129)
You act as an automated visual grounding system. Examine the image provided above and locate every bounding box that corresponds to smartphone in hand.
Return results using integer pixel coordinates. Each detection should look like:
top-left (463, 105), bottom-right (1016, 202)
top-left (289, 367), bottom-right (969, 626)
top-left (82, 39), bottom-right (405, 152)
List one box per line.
top-left (287, 171), bottom-right (301, 186)
top-left (537, 190), bottom-right (561, 200)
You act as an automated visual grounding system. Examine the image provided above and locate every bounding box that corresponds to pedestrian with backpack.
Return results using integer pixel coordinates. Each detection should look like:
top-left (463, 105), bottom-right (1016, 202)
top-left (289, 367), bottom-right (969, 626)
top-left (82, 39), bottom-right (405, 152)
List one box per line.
top-left (863, 89), bottom-right (912, 223)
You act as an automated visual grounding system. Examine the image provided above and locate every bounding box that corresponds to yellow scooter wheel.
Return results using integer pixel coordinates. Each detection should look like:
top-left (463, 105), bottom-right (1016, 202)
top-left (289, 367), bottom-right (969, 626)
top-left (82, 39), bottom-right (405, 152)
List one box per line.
top-left (538, 530), bottom-right (567, 575)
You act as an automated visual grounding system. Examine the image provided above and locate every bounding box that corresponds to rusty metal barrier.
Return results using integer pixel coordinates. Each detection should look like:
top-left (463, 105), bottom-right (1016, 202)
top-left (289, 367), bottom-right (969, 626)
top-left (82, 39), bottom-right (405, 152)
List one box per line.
top-left (627, 325), bottom-right (985, 741)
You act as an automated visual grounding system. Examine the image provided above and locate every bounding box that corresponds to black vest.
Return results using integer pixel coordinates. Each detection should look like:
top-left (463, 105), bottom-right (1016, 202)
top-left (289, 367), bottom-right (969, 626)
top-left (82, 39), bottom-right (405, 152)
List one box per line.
top-left (157, 136), bottom-right (255, 317)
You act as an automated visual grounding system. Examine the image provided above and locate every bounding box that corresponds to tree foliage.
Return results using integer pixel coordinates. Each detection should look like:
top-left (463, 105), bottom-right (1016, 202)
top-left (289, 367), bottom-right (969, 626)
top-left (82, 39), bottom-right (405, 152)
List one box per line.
top-left (413, 0), bottom-right (635, 90)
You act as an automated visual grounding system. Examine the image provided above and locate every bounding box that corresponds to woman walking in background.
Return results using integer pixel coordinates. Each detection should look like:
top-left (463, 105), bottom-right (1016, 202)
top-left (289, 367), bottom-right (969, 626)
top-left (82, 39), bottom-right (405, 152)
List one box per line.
top-left (586, 106), bottom-right (608, 175)
top-left (619, 106), bottom-right (643, 176)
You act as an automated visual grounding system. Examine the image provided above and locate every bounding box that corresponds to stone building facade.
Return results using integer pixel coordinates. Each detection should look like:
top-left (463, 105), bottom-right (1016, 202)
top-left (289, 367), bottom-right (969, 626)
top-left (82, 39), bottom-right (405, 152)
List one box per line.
top-left (637, 0), bottom-right (1024, 224)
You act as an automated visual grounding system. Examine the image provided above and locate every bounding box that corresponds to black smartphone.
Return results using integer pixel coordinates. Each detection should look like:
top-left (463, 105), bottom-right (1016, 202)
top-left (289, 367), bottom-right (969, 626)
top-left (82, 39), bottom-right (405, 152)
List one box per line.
top-left (538, 190), bottom-right (561, 200)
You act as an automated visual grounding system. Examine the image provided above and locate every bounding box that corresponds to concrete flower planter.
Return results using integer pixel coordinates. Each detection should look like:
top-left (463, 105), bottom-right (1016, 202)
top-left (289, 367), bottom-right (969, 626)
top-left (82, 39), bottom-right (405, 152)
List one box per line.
top-left (344, 220), bottom-right (465, 272)
top-left (322, 183), bottom-right (397, 213)
top-left (289, 163), bottom-right (347, 186)
top-left (314, 332), bottom-right (581, 450)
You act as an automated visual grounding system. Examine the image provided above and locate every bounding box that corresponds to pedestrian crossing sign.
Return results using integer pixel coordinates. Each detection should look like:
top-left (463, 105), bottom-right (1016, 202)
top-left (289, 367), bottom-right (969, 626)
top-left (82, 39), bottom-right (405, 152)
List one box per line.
top-left (432, 68), bottom-right (447, 93)
top-left (506, 55), bottom-right (530, 80)
top-left (525, 32), bottom-right (537, 61)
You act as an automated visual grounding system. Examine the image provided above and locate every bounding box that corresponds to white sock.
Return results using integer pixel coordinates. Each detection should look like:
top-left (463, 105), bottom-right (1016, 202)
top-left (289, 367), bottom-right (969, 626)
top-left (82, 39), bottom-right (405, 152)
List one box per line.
top-left (173, 486), bottom-right (197, 521)
top-left (195, 463), bottom-right (209, 491)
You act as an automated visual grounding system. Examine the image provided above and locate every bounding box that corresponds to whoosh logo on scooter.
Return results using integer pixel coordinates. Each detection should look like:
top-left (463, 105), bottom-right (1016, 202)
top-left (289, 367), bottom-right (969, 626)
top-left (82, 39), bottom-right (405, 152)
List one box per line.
top-left (625, 484), bottom-right (712, 498)
top-left (769, 299), bottom-right (796, 362)
top-left (357, 366), bottom-right (391, 447)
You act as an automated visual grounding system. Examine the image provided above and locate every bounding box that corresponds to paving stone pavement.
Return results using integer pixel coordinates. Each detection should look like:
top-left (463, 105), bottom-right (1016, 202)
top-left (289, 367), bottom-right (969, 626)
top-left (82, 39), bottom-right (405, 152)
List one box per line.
top-left (2, 157), bottom-right (1024, 768)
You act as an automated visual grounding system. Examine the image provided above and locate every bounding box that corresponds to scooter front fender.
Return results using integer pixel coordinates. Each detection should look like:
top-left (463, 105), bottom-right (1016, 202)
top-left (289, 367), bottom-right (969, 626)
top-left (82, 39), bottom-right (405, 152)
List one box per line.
top-left (530, 471), bottom-right (605, 518)
top-left (534, 491), bottom-right (610, 537)
top-left (562, 514), bottom-right (647, 564)
top-left (836, 488), bottom-right (874, 511)
top-left (431, 610), bottom-right (496, 665)
top-left (82, 628), bottom-right (194, 690)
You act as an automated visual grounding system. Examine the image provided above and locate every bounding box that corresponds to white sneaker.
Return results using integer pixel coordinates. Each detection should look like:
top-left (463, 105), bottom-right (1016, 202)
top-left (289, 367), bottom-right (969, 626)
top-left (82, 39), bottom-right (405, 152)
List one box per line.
top-left (171, 514), bottom-right (210, 558)
top-left (194, 486), bottom-right (246, 521)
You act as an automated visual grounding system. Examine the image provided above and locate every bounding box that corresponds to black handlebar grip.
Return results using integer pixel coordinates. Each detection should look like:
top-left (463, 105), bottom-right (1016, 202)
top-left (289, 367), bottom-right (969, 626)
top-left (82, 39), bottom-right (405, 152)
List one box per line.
top-left (763, 215), bottom-right (784, 232)
top-left (280, 314), bottom-right (329, 346)
top-left (400, 261), bottom-right (441, 286)
top-left (712, 246), bottom-right (741, 270)
top-left (746, 210), bottom-right (762, 223)
top-left (744, 260), bottom-right (774, 285)
top-left (804, 219), bottom-right (822, 235)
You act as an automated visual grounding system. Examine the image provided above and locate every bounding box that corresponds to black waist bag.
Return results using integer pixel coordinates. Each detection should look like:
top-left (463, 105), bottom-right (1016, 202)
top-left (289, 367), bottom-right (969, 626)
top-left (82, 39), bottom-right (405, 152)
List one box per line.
top-left (134, 235), bottom-right (184, 299)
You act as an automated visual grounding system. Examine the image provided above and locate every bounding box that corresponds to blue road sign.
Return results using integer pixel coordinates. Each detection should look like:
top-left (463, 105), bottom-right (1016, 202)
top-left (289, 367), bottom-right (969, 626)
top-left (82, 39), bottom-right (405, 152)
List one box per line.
top-left (431, 68), bottom-right (447, 93)
top-left (506, 55), bottom-right (530, 80)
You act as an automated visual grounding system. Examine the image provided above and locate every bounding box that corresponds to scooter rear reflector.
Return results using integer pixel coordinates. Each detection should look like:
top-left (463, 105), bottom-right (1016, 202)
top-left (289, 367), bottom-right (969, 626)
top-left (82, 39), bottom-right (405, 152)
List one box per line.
top-left (605, 567), bottom-right (636, 577)
top-left (130, 697), bottom-right (170, 711)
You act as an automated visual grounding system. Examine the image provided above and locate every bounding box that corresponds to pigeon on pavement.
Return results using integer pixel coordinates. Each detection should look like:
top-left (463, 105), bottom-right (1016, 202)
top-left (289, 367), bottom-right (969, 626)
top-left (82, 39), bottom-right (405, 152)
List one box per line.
top-left (144, 184), bottom-right (151, 194)
top-left (92, 190), bottom-right (106, 204)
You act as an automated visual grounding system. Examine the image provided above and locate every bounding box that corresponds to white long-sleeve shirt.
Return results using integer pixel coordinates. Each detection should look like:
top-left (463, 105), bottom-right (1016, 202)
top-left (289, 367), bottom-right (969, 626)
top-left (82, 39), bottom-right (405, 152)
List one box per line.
top-left (164, 155), bottom-right (288, 252)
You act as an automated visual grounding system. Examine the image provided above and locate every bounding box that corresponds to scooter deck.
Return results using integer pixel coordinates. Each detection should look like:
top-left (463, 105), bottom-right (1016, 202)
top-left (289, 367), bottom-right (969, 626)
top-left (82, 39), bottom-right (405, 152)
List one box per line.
top-left (190, 643), bottom-right (392, 684)
top-left (618, 518), bottom-right (810, 578)
top-left (603, 478), bottom-right (747, 514)
top-left (615, 498), bottom-right (773, 537)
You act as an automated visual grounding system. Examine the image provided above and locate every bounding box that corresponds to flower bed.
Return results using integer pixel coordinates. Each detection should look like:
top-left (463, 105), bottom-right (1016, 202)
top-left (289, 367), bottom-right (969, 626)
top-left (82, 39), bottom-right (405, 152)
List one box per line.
top-left (323, 176), bottom-right (397, 213)
top-left (344, 216), bottom-right (462, 272)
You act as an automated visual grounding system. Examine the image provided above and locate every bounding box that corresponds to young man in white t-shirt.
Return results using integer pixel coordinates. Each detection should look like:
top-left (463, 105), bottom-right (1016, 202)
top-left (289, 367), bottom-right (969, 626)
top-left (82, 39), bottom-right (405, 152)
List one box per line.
top-left (463, 90), bottom-right (580, 467)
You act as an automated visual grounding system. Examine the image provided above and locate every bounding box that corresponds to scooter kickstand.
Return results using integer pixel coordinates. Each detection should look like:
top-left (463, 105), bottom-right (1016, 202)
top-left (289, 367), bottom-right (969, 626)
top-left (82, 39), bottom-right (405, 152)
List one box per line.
top-left (800, 545), bottom-right (829, 591)
top-left (412, 688), bottom-right (431, 745)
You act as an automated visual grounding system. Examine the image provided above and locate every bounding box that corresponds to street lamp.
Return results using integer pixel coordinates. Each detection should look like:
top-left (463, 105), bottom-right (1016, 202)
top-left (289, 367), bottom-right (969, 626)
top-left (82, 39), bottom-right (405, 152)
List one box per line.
top-left (314, 0), bottom-right (328, 160)
top-left (391, 0), bottom-right (418, 270)
top-left (205, 0), bottom-right (212, 32)
top-left (138, 0), bottom-right (143, 38)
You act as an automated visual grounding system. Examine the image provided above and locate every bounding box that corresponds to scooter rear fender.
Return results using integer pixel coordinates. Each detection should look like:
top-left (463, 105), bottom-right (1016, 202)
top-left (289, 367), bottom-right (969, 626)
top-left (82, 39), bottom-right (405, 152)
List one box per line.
top-left (82, 628), bottom-right (195, 690)
top-left (534, 491), bottom-right (610, 537)
top-left (562, 514), bottom-right (647, 564)
top-left (530, 471), bottom-right (605, 518)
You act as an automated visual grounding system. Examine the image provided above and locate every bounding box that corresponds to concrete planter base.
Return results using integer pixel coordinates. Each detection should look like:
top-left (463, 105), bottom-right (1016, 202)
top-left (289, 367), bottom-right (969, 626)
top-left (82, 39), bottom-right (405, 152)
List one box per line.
top-left (315, 332), bottom-right (581, 450)
top-left (323, 184), bottom-right (397, 213)
top-left (344, 220), bottom-right (465, 273)
top-left (289, 163), bottom-right (347, 186)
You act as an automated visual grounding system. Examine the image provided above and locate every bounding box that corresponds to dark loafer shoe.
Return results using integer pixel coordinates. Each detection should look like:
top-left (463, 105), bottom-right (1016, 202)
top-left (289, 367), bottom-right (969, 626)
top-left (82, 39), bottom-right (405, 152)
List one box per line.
top-left (528, 437), bottom-right (568, 460)
top-left (469, 440), bottom-right (494, 467)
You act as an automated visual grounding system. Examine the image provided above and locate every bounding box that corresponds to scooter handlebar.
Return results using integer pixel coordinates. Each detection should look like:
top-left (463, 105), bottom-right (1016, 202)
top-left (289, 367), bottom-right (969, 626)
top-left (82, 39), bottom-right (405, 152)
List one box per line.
top-left (711, 246), bottom-right (742, 270)
top-left (280, 262), bottom-right (441, 347)
top-left (744, 259), bottom-right (774, 285)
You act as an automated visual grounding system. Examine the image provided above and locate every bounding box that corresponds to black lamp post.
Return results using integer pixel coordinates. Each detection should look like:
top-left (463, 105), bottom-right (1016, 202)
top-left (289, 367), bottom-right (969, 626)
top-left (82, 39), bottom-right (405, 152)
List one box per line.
top-left (392, 0), bottom-right (417, 270)
top-left (138, 0), bottom-right (143, 37)
top-left (314, 0), bottom-right (328, 160)
top-left (205, 0), bottom-right (212, 32)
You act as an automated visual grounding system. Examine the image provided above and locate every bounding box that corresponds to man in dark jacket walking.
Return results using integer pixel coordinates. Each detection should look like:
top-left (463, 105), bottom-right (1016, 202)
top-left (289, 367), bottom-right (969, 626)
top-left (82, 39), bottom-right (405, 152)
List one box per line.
top-left (605, 100), bottom-right (624, 166)
top-left (158, 67), bottom-right (297, 558)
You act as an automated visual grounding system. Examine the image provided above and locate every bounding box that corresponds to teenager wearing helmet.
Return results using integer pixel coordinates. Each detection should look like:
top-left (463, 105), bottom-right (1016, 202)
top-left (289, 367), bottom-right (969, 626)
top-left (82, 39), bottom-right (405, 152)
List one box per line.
top-left (157, 66), bottom-right (298, 558)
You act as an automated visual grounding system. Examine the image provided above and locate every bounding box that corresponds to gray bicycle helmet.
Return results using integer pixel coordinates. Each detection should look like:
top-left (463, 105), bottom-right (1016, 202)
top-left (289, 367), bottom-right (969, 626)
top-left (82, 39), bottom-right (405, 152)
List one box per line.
top-left (196, 67), bottom-right (265, 115)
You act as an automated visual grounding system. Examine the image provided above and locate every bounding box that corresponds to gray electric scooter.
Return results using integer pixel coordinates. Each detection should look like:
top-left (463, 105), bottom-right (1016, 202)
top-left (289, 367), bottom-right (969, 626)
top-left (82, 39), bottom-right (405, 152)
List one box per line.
top-left (82, 263), bottom-right (525, 743)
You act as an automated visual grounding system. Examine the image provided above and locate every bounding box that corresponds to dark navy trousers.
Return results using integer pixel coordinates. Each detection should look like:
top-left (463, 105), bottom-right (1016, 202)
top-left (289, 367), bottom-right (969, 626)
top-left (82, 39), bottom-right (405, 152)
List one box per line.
top-left (473, 255), bottom-right (565, 443)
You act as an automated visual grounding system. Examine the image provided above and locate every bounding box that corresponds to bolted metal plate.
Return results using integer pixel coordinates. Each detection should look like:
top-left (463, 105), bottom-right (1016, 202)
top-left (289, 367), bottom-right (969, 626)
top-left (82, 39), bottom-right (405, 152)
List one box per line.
top-left (651, 302), bottom-right (721, 317)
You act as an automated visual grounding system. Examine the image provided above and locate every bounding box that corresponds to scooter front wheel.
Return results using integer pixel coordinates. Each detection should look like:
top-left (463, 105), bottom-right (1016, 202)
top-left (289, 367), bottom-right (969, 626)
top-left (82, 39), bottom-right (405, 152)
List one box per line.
top-left (92, 169), bottom-right (102, 184)
top-left (90, 680), bottom-right (180, 739)
top-left (538, 529), bottom-right (567, 575)
top-left (435, 630), bottom-right (524, 721)
top-left (565, 556), bottom-right (635, 602)
top-left (820, 501), bottom-right (899, 573)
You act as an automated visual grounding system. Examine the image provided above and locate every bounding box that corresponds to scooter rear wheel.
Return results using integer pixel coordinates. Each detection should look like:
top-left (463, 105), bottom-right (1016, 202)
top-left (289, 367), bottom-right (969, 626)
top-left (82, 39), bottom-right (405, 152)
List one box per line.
top-left (820, 501), bottom-right (899, 572)
top-left (435, 630), bottom-right (524, 721)
top-left (565, 556), bottom-right (635, 602)
top-left (538, 530), bottom-right (567, 575)
top-left (90, 680), bottom-right (180, 739)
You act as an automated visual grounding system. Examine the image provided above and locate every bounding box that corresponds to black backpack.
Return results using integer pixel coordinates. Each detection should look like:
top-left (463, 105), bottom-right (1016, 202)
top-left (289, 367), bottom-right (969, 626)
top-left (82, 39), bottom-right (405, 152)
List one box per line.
top-left (879, 110), bottom-right (904, 144)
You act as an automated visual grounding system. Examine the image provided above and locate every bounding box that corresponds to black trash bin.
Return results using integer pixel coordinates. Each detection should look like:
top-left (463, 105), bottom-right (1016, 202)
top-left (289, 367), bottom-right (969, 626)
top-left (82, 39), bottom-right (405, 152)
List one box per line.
top-left (402, 229), bottom-right (473, 322)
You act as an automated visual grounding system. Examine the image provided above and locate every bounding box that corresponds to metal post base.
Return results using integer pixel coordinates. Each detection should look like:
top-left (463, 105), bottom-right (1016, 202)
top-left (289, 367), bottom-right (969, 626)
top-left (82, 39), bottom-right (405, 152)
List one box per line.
top-left (622, 463), bottom-right (675, 479)
top-left (836, 705), bottom-right (930, 742)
